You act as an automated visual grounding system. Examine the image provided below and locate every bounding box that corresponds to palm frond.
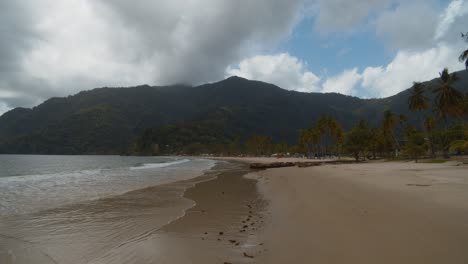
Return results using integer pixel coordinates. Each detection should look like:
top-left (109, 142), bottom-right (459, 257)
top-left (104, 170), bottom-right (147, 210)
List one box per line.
top-left (459, 50), bottom-right (468, 62)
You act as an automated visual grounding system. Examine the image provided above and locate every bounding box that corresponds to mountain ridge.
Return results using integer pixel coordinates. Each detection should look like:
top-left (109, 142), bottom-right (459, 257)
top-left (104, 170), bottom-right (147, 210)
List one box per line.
top-left (0, 70), bottom-right (467, 154)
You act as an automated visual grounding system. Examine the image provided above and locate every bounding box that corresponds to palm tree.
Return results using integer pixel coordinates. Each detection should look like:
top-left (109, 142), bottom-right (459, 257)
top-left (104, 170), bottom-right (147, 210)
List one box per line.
top-left (459, 50), bottom-right (468, 70)
top-left (317, 115), bottom-right (343, 158)
top-left (299, 128), bottom-right (320, 158)
top-left (459, 33), bottom-right (468, 70)
top-left (433, 68), bottom-right (464, 120)
top-left (424, 115), bottom-right (436, 157)
top-left (383, 110), bottom-right (400, 157)
top-left (408, 82), bottom-right (428, 112)
top-left (331, 121), bottom-right (344, 159)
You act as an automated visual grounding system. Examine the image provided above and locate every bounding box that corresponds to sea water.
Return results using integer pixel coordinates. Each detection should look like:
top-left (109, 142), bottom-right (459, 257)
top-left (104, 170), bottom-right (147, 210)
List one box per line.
top-left (0, 155), bottom-right (215, 217)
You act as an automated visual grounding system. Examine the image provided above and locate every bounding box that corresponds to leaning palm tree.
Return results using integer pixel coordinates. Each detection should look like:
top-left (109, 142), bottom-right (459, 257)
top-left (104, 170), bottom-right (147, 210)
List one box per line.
top-left (433, 68), bottom-right (464, 120)
top-left (459, 33), bottom-right (468, 70)
top-left (459, 50), bottom-right (468, 70)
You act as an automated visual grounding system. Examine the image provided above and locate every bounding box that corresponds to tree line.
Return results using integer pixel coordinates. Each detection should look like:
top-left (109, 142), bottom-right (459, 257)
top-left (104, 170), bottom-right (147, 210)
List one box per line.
top-left (133, 34), bottom-right (467, 160)
top-left (242, 67), bottom-right (466, 161)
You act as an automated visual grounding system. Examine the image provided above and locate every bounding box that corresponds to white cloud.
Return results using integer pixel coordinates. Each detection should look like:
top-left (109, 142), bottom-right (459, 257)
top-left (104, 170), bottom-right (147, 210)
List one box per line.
top-left (0, 102), bottom-right (9, 116)
top-left (226, 41), bottom-right (466, 99)
top-left (322, 68), bottom-right (362, 95)
top-left (225, 53), bottom-right (361, 95)
top-left (375, 1), bottom-right (438, 50)
top-left (0, 0), bottom-right (303, 111)
top-left (435, 0), bottom-right (468, 40)
top-left (226, 53), bottom-right (321, 92)
top-left (361, 43), bottom-right (465, 98)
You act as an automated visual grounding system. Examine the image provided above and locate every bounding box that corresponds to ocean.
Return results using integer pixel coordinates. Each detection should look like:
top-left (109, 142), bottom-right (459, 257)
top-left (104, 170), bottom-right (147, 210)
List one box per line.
top-left (0, 155), bottom-right (215, 217)
top-left (0, 155), bottom-right (221, 263)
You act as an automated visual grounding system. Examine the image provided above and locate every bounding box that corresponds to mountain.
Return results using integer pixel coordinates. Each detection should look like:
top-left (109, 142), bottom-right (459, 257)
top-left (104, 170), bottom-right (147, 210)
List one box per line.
top-left (1, 71), bottom-right (467, 154)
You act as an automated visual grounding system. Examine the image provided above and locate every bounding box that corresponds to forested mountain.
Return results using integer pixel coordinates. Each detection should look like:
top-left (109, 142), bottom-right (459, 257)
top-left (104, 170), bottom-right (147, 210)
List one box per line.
top-left (1, 71), bottom-right (467, 154)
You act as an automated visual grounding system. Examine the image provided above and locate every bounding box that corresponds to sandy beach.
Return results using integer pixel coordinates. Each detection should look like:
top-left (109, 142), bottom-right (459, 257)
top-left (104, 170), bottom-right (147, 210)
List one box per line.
top-left (1, 157), bottom-right (467, 263)
top-left (246, 159), bottom-right (468, 263)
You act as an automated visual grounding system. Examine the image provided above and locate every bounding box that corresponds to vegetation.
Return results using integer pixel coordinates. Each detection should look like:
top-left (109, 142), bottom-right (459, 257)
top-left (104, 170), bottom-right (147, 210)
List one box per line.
top-left (343, 120), bottom-right (372, 161)
top-left (402, 126), bottom-right (427, 162)
top-left (125, 65), bottom-right (465, 160)
top-left (0, 35), bottom-right (467, 157)
top-left (459, 33), bottom-right (468, 70)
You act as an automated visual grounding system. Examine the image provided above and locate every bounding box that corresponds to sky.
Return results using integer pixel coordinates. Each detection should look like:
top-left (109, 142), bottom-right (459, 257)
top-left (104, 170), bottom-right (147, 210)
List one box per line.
top-left (1, 0), bottom-right (467, 115)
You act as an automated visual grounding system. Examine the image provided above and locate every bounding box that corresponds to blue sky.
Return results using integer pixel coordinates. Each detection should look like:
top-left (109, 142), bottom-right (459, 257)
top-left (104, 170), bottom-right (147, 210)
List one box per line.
top-left (0, 0), bottom-right (467, 114)
top-left (227, 0), bottom-right (468, 98)
top-left (281, 16), bottom-right (390, 77)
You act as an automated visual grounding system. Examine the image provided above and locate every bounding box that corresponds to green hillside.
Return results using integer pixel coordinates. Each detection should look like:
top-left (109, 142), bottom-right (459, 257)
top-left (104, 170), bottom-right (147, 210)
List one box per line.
top-left (0, 71), bottom-right (467, 154)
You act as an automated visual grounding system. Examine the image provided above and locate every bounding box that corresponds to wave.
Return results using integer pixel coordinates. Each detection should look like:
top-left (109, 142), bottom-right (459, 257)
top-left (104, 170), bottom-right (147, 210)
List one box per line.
top-left (130, 159), bottom-right (190, 170)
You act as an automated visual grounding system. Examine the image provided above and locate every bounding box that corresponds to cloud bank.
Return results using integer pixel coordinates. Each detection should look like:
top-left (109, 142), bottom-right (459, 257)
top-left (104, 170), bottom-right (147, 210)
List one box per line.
top-left (0, 0), bottom-right (302, 112)
top-left (0, 0), bottom-right (467, 115)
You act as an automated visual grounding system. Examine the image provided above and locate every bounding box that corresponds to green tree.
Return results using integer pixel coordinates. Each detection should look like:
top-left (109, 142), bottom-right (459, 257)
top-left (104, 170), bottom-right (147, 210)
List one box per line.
top-left (424, 115), bottom-right (437, 157)
top-left (317, 115), bottom-right (343, 158)
top-left (299, 128), bottom-right (320, 158)
top-left (245, 135), bottom-right (273, 156)
top-left (433, 68), bottom-right (464, 120)
top-left (368, 127), bottom-right (387, 160)
top-left (344, 120), bottom-right (373, 161)
top-left (382, 110), bottom-right (400, 157)
top-left (332, 122), bottom-right (345, 159)
top-left (408, 82), bottom-right (429, 113)
top-left (403, 126), bottom-right (427, 162)
top-left (432, 68), bottom-right (464, 157)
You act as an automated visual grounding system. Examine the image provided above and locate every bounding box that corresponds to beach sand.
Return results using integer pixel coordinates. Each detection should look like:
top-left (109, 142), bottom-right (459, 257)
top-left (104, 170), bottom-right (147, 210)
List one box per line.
top-left (248, 159), bottom-right (468, 264)
top-left (2, 158), bottom-right (467, 263)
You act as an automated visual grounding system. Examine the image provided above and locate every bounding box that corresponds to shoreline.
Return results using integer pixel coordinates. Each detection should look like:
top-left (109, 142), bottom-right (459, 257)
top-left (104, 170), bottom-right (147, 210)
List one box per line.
top-left (0, 159), bottom-right (265, 264)
top-left (2, 156), bottom-right (467, 263)
top-left (157, 160), bottom-right (267, 263)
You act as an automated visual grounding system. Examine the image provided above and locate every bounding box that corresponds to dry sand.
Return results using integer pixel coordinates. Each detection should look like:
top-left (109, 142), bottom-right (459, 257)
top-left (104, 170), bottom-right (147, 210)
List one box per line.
top-left (246, 159), bottom-right (468, 264)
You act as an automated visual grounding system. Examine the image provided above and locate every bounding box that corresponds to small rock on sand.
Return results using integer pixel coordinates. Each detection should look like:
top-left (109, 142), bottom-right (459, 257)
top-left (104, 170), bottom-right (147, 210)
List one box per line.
top-left (243, 252), bottom-right (254, 258)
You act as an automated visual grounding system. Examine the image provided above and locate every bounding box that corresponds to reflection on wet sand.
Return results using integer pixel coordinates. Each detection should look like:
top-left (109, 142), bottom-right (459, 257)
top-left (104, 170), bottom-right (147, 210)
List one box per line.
top-left (0, 162), bottom-right (265, 264)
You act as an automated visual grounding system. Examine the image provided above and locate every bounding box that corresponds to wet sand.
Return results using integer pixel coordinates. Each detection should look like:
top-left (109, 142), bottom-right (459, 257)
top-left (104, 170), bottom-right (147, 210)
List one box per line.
top-left (0, 161), bottom-right (265, 264)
